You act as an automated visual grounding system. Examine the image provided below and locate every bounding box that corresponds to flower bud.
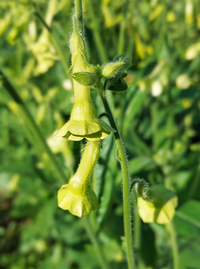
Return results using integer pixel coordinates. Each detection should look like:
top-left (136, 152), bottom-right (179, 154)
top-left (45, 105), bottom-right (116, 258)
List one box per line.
top-left (102, 61), bottom-right (124, 78)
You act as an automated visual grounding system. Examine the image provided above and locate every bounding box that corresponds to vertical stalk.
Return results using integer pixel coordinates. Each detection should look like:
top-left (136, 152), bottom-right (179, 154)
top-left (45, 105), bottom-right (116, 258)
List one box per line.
top-left (118, 0), bottom-right (129, 55)
top-left (118, 19), bottom-right (126, 55)
top-left (132, 196), bottom-right (141, 252)
top-left (118, 0), bottom-right (128, 55)
top-left (98, 87), bottom-right (134, 269)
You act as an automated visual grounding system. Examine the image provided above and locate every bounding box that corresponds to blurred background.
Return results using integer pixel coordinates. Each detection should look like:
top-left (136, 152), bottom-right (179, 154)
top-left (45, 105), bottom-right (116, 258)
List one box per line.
top-left (0, 0), bottom-right (200, 268)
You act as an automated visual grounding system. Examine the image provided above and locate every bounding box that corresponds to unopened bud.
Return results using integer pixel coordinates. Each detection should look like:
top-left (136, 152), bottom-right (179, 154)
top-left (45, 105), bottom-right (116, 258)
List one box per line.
top-left (102, 61), bottom-right (124, 78)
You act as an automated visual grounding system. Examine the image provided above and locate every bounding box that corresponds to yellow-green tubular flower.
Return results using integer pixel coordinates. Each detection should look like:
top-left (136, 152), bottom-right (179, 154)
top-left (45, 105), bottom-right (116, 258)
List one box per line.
top-left (55, 84), bottom-right (115, 141)
top-left (58, 141), bottom-right (100, 217)
top-left (137, 185), bottom-right (178, 224)
top-left (56, 25), bottom-right (115, 141)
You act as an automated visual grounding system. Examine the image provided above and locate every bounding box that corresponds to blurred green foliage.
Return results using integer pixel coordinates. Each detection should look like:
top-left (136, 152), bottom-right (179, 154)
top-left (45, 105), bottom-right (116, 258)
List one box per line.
top-left (0, 0), bottom-right (200, 268)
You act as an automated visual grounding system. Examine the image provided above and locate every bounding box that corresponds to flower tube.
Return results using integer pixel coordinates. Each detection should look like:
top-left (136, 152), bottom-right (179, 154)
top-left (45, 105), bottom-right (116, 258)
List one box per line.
top-left (57, 141), bottom-right (100, 217)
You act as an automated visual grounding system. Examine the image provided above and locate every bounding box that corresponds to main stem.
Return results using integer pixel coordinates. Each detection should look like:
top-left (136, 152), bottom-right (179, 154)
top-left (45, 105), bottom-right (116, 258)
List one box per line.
top-left (99, 88), bottom-right (134, 268)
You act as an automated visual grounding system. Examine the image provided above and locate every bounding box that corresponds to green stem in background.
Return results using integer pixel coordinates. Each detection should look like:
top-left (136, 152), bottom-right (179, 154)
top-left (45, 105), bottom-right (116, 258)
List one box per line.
top-left (118, 19), bottom-right (126, 55)
top-left (176, 211), bottom-right (200, 229)
top-left (83, 216), bottom-right (109, 269)
top-left (0, 70), bottom-right (66, 184)
top-left (97, 84), bottom-right (135, 269)
top-left (35, 11), bottom-right (69, 75)
top-left (86, 0), bottom-right (108, 63)
top-left (127, 36), bottom-right (134, 57)
top-left (132, 193), bottom-right (146, 269)
top-left (168, 222), bottom-right (179, 269)
top-left (132, 195), bottom-right (141, 253)
top-left (118, 0), bottom-right (128, 55)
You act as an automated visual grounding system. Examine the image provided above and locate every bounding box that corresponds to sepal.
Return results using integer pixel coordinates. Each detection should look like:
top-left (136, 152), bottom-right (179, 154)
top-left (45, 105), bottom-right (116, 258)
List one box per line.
top-left (72, 71), bottom-right (99, 86)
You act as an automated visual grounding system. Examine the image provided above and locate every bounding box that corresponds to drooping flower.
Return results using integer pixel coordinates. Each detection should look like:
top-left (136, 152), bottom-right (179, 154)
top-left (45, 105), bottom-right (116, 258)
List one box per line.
top-left (55, 86), bottom-right (115, 141)
top-left (58, 180), bottom-right (99, 217)
top-left (58, 141), bottom-right (100, 217)
top-left (56, 19), bottom-right (115, 141)
top-left (137, 185), bottom-right (178, 224)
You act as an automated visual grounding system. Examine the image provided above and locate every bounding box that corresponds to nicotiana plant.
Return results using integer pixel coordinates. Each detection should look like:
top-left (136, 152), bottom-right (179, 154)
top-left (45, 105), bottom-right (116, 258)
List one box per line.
top-left (54, 1), bottom-right (178, 268)
top-left (0, 0), bottom-right (178, 268)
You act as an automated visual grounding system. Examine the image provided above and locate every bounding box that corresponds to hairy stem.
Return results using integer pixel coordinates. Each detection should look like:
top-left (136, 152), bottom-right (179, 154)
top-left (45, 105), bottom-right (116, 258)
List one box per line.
top-left (97, 85), bottom-right (135, 268)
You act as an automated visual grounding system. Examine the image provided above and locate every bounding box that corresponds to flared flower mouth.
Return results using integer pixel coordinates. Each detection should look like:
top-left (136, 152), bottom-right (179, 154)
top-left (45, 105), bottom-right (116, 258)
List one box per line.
top-left (56, 118), bottom-right (115, 141)
top-left (138, 196), bottom-right (178, 224)
top-left (57, 141), bottom-right (100, 217)
top-left (58, 183), bottom-right (99, 217)
top-left (137, 185), bottom-right (178, 224)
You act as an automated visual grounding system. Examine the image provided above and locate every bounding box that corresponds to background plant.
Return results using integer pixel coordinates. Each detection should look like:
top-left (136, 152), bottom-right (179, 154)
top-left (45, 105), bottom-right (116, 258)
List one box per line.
top-left (0, 0), bottom-right (200, 269)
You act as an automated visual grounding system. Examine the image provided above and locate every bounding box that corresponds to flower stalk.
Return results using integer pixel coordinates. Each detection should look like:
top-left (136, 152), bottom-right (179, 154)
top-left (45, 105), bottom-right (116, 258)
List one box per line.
top-left (97, 86), bottom-right (135, 269)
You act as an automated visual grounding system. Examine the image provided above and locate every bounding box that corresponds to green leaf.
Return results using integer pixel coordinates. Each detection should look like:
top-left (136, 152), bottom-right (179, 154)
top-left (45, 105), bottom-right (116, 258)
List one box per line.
top-left (123, 88), bottom-right (147, 133)
top-left (174, 200), bottom-right (200, 237)
top-left (95, 136), bottom-right (117, 229)
top-left (179, 238), bottom-right (200, 269)
top-left (129, 156), bottom-right (157, 175)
